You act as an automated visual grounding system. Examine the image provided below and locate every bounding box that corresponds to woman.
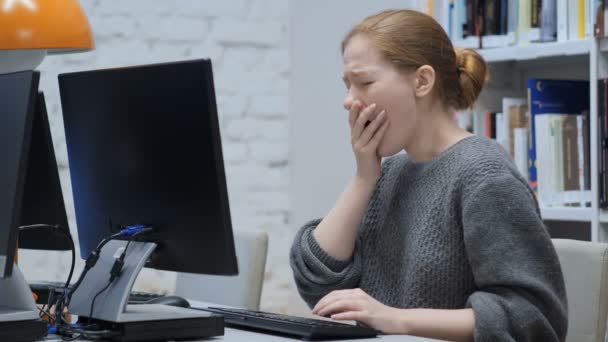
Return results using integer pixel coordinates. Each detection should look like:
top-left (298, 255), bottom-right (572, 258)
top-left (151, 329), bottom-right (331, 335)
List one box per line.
top-left (289, 9), bottom-right (567, 342)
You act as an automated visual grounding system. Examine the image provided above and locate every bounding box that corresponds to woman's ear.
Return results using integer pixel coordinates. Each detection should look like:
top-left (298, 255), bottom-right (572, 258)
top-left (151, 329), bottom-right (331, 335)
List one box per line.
top-left (414, 65), bottom-right (435, 98)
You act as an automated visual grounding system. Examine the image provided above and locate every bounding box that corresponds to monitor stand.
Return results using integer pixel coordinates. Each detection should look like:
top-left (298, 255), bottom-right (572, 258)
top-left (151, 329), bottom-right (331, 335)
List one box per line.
top-left (69, 240), bottom-right (223, 340)
top-left (0, 265), bottom-right (47, 341)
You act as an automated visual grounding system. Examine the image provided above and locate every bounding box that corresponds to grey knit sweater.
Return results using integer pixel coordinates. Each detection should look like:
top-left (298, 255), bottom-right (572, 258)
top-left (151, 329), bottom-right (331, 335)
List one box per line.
top-left (290, 135), bottom-right (568, 341)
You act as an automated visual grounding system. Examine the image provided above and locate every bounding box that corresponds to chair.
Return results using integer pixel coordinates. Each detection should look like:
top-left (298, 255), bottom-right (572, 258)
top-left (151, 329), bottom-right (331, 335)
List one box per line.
top-left (174, 229), bottom-right (268, 310)
top-left (552, 239), bottom-right (608, 342)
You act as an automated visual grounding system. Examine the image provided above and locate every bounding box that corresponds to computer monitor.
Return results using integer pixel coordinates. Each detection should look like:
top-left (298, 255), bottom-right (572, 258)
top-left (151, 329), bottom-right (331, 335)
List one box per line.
top-left (18, 93), bottom-right (71, 251)
top-left (0, 71), bottom-right (39, 278)
top-left (58, 59), bottom-right (238, 276)
top-left (0, 70), bottom-right (48, 341)
top-left (57, 59), bottom-right (237, 336)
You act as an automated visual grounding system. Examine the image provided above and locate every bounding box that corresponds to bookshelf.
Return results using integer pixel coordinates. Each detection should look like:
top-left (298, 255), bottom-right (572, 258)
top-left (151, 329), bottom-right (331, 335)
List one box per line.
top-left (421, 0), bottom-right (607, 240)
top-left (469, 37), bottom-right (605, 242)
top-left (599, 210), bottom-right (608, 223)
top-left (478, 40), bottom-right (590, 63)
top-left (540, 207), bottom-right (594, 222)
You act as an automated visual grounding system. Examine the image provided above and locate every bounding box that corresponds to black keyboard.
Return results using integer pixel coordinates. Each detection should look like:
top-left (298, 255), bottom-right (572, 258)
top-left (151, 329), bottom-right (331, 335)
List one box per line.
top-left (30, 281), bottom-right (165, 305)
top-left (127, 291), bottom-right (164, 304)
top-left (199, 307), bottom-right (378, 340)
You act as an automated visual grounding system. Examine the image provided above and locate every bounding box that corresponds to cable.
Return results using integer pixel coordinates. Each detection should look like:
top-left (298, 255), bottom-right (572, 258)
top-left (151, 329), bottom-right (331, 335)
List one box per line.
top-left (19, 224), bottom-right (75, 327)
top-left (54, 226), bottom-right (138, 324)
top-left (57, 323), bottom-right (121, 340)
top-left (37, 305), bottom-right (54, 323)
top-left (88, 281), bottom-right (112, 320)
top-left (40, 285), bottom-right (55, 322)
top-left (54, 225), bottom-right (155, 328)
top-left (88, 239), bottom-right (133, 319)
top-left (18, 224), bottom-right (76, 290)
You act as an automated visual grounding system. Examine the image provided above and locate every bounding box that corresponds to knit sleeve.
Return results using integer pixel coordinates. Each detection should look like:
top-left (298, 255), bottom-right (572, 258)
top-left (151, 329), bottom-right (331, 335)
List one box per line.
top-left (289, 157), bottom-right (398, 308)
top-left (462, 174), bottom-right (568, 342)
top-left (288, 218), bottom-right (363, 308)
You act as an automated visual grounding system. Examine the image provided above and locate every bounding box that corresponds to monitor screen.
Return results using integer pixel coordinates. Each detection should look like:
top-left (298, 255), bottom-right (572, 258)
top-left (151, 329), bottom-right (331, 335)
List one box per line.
top-left (18, 93), bottom-right (71, 251)
top-left (0, 71), bottom-right (40, 278)
top-left (58, 59), bottom-right (238, 275)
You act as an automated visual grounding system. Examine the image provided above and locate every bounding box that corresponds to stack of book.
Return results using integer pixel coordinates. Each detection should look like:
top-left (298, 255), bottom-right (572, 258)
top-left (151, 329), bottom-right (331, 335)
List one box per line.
top-left (455, 79), bottom-right (591, 208)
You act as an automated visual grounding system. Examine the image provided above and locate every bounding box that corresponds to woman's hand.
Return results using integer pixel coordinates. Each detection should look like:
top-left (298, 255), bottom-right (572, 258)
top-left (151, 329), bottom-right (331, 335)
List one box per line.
top-left (349, 100), bottom-right (389, 184)
top-left (312, 288), bottom-right (405, 334)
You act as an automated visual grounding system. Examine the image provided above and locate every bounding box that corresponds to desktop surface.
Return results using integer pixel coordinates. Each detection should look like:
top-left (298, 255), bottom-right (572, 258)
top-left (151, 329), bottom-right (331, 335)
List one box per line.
top-left (40, 299), bottom-right (443, 341)
top-left (45, 326), bottom-right (441, 342)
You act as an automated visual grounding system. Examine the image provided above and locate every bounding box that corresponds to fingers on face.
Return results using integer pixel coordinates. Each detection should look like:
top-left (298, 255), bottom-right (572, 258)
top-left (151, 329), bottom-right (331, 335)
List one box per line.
top-left (368, 115), bottom-right (390, 149)
top-left (351, 103), bottom-right (377, 142)
top-left (348, 101), bottom-right (361, 129)
top-left (359, 110), bottom-right (387, 145)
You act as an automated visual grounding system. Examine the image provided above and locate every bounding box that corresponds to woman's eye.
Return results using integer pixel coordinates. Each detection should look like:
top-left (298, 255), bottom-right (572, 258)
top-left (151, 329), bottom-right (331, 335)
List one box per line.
top-left (362, 81), bottom-right (374, 87)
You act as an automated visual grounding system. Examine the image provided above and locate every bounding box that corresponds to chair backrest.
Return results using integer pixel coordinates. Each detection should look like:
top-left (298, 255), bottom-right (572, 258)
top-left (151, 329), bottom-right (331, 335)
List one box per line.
top-left (174, 229), bottom-right (268, 310)
top-left (552, 239), bottom-right (608, 342)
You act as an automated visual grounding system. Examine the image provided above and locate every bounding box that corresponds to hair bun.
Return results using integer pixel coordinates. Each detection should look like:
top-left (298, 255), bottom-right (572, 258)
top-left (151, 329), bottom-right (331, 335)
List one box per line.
top-left (454, 48), bottom-right (489, 109)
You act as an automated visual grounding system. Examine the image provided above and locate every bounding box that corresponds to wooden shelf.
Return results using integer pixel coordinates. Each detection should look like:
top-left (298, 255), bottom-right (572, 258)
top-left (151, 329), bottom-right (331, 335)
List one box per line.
top-left (540, 207), bottom-right (593, 222)
top-left (477, 40), bottom-right (590, 63)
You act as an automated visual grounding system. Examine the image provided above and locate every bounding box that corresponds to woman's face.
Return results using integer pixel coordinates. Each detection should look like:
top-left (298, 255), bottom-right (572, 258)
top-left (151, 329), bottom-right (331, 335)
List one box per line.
top-left (342, 35), bottom-right (420, 157)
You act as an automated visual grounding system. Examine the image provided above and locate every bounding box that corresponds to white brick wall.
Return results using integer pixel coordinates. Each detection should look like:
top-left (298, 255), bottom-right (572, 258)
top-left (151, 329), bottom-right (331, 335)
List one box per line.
top-left (18, 0), bottom-right (292, 314)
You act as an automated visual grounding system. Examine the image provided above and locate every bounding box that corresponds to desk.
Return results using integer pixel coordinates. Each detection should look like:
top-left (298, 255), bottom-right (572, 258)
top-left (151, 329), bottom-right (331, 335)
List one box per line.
top-left (219, 328), bottom-right (440, 341)
top-left (45, 328), bottom-right (439, 341)
top-left (42, 300), bottom-right (442, 341)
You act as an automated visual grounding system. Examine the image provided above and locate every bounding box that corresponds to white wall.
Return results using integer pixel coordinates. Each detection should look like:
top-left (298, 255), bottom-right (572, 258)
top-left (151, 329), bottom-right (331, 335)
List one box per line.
top-left (288, 0), bottom-right (418, 314)
top-left (19, 0), bottom-right (291, 313)
top-left (290, 0), bottom-right (417, 236)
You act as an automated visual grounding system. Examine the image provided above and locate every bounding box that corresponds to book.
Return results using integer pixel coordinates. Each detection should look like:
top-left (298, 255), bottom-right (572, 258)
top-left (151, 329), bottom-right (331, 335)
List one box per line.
top-left (527, 79), bottom-right (590, 194)
top-left (540, 0), bottom-right (557, 41)
top-left (514, 127), bottom-right (529, 179)
top-left (501, 97), bottom-right (527, 156)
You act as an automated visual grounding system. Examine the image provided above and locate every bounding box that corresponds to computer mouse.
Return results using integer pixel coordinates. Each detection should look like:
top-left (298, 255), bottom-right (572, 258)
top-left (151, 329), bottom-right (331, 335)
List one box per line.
top-left (145, 295), bottom-right (191, 308)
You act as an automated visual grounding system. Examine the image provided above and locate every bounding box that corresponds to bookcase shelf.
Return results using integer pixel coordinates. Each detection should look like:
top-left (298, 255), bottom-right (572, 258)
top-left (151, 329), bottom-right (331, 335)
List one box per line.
top-left (599, 210), bottom-right (608, 223)
top-left (470, 37), bottom-right (605, 242)
top-left (598, 38), bottom-right (608, 53)
top-left (478, 40), bottom-right (590, 63)
top-left (540, 207), bottom-right (593, 222)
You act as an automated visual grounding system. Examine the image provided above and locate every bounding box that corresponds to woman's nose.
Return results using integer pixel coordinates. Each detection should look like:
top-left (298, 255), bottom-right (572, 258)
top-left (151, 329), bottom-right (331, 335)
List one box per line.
top-left (343, 95), bottom-right (353, 111)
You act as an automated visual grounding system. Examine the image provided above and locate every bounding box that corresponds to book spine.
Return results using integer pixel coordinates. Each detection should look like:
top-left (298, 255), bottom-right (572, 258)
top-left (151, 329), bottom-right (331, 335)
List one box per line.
top-left (557, 0), bottom-right (570, 40)
top-left (541, 0), bottom-right (558, 41)
top-left (527, 87), bottom-right (537, 192)
top-left (568, 0), bottom-right (580, 39)
top-left (577, 115), bottom-right (586, 206)
top-left (514, 128), bottom-right (529, 179)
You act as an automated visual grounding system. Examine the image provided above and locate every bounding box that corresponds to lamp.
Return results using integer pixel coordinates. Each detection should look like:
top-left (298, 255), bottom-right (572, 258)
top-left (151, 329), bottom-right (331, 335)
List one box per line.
top-left (0, 0), bottom-right (95, 73)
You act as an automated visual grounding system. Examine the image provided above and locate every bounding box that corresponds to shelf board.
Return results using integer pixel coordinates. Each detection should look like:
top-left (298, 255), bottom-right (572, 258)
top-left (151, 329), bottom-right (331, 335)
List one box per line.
top-left (540, 207), bottom-right (593, 222)
top-left (599, 37), bottom-right (608, 52)
top-left (477, 40), bottom-right (590, 63)
top-left (599, 210), bottom-right (608, 223)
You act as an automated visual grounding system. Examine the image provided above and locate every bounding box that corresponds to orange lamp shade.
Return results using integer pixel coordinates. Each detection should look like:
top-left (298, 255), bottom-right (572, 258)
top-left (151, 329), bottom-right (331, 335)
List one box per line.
top-left (0, 0), bottom-right (94, 52)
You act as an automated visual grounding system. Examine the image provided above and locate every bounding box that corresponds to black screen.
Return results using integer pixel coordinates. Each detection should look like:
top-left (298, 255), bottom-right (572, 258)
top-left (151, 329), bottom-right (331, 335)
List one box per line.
top-left (58, 59), bottom-right (238, 275)
top-left (0, 71), bottom-right (40, 278)
top-left (18, 93), bottom-right (71, 250)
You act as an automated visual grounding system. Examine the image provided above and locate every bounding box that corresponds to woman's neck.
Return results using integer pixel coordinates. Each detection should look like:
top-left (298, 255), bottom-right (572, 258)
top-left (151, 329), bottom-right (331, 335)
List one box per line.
top-left (405, 105), bottom-right (472, 163)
